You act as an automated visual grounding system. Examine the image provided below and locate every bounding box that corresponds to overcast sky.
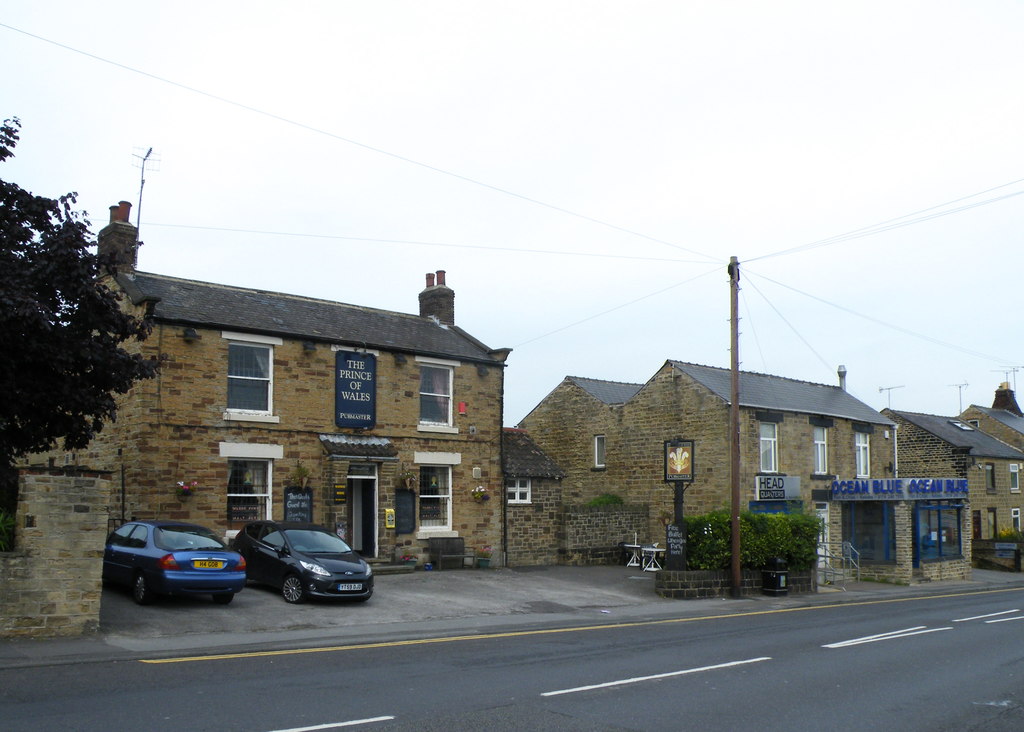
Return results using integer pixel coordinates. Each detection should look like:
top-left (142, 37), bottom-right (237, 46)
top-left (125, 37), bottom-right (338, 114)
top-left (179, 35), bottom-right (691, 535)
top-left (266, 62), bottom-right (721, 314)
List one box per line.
top-left (4, 2), bottom-right (1023, 426)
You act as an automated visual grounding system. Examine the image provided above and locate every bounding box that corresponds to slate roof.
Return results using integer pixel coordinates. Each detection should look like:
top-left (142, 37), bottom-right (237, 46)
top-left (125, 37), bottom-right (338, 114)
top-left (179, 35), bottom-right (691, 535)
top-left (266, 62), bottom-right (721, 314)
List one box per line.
top-left (118, 271), bottom-right (506, 364)
top-left (502, 429), bottom-right (566, 479)
top-left (669, 361), bottom-right (892, 425)
top-left (889, 411), bottom-right (1024, 459)
top-left (966, 406), bottom-right (1024, 437)
top-left (566, 376), bottom-right (643, 405)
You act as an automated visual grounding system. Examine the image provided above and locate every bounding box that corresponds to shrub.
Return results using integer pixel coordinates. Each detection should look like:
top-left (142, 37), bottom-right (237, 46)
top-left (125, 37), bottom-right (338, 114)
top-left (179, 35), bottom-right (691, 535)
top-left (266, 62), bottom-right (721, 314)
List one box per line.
top-left (0, 508), bottom-right (14, 552)
top-left (587, 493), bottom-right (624, 507)
top-left (683, 509), bottom-right (820, 571)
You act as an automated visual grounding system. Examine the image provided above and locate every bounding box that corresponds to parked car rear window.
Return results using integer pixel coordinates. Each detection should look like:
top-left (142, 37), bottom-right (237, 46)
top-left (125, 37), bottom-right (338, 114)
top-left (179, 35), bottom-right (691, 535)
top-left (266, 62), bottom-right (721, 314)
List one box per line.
top-left (154, 526), bottom-right (226, 551)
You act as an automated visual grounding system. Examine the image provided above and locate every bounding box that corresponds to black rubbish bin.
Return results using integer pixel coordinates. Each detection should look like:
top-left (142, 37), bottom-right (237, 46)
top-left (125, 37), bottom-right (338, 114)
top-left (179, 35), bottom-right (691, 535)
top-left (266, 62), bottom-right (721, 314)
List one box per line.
top-left (762, 557), bottom-right (789, 597)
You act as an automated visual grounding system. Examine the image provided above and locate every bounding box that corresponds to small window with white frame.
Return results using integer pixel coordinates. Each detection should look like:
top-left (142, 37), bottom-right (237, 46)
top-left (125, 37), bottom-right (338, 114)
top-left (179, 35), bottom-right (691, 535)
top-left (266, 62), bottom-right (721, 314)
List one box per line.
top-left (1012, 507), bottom-right (1021, 532)
top-left (854, 431), bottom-right (870, 478)
top-left (506, 477), bottom-right (531, 504)
top-left (418, 465), bottom-right (451, 530)
top-left (1010, 464), bottom-right (1020, 493)
top-left (226, 459), bottom-right (271, 528)
top-left (594, 435), bottom-right (606, 469)
top-left (223, 332), bottom-right (282, 422)
top-left (759, 422), bottom-right (778, 473)
top-left (813, 426), bottom-right (828, 475)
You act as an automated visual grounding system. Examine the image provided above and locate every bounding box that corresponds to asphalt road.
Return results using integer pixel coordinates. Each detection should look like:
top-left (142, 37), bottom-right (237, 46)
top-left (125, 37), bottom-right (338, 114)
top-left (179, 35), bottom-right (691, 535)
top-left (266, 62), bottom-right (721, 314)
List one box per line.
top-left (4, 583), bottom-right (1024, 731)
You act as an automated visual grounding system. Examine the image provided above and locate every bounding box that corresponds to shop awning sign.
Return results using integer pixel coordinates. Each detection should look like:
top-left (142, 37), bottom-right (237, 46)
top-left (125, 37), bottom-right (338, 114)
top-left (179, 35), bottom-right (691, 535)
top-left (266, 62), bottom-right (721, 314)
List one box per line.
top-left (830, 477), bottom-right (969, 501)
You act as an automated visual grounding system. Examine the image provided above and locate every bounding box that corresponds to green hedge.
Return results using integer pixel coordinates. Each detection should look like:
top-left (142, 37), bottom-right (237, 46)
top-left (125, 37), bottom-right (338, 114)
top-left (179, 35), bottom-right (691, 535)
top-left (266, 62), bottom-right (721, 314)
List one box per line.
top-left (683, 509), bottom-right (820, 571)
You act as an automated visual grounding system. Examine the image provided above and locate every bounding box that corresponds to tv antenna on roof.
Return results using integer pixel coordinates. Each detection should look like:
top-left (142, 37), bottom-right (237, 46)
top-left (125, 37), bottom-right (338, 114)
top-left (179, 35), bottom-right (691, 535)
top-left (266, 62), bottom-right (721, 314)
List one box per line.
top-left (878, 385), bottom-right (904, 409)
top-left (990, 367), bottom-right (1020, 392)
top-left (131, 147), bottom-right (160, 240)
top-left (949, 382), bottom-right (968, 413)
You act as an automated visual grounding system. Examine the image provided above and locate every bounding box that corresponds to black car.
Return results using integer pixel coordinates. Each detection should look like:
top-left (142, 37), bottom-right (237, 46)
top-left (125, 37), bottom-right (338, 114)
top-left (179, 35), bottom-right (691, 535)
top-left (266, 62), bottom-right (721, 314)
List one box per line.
top-left (232, 521), bottom-right (373, 603)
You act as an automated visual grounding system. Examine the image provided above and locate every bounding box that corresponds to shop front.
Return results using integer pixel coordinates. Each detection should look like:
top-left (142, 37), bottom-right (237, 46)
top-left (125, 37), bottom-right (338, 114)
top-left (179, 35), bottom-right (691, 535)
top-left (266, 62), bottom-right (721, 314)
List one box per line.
top-left (830, 477), bottom-right (972, 584)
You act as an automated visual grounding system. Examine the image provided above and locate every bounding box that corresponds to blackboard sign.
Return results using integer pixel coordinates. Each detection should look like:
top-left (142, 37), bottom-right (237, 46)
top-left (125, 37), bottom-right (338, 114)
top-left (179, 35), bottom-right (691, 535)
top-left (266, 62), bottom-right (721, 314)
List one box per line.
top-left (665, 523), bottom-right (686, 571)
top-left (334, 483), bottom-right (347, 504)
top-left (284, 486), bottom-right (313, 523)
top-left (395, 489), bottom-right (416, 535)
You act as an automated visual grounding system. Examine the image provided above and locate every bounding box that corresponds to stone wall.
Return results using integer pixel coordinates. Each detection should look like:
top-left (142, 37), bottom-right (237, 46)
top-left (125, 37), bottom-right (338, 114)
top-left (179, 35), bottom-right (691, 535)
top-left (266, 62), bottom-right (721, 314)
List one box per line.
top-left (506, 477), bottom-right (563, 566)
top-left (561, 504), bottom-right (649, 565)
top-left (655, 568), bottom-right (814, 599)
top-left (973, 539), bottom-right (1022, 572)
top-left (0, 469), bottom-right (109, 638)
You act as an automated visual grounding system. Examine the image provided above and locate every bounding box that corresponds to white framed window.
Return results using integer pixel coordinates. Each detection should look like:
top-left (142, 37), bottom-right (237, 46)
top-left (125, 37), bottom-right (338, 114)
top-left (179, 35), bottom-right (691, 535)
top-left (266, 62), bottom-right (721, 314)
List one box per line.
top-left (1010, 464), bottom-right (1020, 493)
top-left (223, 332), bottom-right (282, 422)
top-left (506, 477), bottom-right (531, 504)
top-left (418, 465), bottom-right (451, 530)
top-left (419, 364), bottom-right (453, 427)
top-left (813, 426), bottom-right (828, 475)
top-left (226, 459), bottom-right (272, 528)
top-left (594, 435), bottom-right (606, 469)
top-left (1012, 507), bottom-right (1021, 532)
top-left (855, 432), bottom-right (871, 478)
top-left (759, 423), bottom-right (778, 473)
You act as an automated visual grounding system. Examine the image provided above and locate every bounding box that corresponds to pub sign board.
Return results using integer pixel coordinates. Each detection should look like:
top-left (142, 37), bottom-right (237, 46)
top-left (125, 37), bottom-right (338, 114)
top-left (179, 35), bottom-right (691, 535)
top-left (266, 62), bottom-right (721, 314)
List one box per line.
top-left (664, 439), bottom-right (694, 483)
top-left (335, 350), bottom-right (376, 428)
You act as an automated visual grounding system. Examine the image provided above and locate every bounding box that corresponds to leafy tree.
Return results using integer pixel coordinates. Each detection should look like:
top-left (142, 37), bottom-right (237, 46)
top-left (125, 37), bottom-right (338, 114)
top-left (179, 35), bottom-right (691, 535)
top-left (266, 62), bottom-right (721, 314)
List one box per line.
top-left (0, 117), bottom-right (157, 506)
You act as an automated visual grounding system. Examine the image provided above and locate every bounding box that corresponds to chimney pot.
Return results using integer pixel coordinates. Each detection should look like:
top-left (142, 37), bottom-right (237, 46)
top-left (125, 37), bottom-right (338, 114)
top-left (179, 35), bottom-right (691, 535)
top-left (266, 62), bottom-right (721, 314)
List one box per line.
top-left (426, 273), bottom-right (435, 288)
top-left (436, 270), bottom-right (446, 286)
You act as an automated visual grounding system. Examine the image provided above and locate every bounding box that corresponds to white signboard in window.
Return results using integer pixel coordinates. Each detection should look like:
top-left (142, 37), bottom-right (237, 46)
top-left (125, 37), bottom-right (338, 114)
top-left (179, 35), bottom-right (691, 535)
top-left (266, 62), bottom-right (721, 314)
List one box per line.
top-left (756, 475), bottom-right (801, 501)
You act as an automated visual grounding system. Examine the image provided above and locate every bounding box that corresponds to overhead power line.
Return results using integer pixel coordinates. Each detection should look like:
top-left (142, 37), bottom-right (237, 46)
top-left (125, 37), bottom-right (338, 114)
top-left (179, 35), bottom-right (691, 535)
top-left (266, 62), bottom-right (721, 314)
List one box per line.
top-left (0, 21), bottom-right (719, 264)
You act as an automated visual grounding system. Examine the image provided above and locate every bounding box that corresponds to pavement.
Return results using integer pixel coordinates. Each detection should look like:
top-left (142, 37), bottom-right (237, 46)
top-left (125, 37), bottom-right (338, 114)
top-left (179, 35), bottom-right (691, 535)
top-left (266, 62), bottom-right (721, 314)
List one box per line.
top-left (3, 565), bottom-right (1024, 669)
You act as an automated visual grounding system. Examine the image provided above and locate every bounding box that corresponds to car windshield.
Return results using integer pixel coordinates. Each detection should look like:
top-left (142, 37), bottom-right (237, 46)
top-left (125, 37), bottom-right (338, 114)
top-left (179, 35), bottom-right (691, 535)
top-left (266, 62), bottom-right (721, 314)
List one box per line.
top-left (283, 529), bottom-right (353, 554)
top-left (155, 526), bottom-right (226, 551)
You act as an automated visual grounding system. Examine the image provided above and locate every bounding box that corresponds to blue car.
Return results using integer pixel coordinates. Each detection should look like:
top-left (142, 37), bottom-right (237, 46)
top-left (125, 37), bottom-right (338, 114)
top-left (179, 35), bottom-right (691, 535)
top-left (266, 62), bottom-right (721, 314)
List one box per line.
top-left (103, 520), bottom-right (247, 605)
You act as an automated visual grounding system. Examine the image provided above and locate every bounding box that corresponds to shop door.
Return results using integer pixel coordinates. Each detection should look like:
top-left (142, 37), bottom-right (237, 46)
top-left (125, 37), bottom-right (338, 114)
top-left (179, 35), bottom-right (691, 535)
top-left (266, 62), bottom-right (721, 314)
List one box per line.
top-left (347, 464), bottom-right (378, 557)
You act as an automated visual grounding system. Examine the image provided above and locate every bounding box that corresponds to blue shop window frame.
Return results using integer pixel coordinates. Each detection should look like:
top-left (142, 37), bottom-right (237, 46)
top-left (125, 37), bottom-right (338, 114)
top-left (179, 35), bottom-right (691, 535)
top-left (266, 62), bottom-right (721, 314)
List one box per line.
top-left (914, 502), bottom-right (964, 567)
top-left (842, 502), bottom-right (897, 562)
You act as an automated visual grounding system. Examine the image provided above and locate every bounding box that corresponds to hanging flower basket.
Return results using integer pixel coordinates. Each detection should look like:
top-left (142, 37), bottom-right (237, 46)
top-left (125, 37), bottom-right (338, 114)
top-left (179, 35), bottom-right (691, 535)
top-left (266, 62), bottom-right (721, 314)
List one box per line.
top-left (176, 480), bottom-right (198, 498)
top-left (470, 486), bottom-right (490, 503)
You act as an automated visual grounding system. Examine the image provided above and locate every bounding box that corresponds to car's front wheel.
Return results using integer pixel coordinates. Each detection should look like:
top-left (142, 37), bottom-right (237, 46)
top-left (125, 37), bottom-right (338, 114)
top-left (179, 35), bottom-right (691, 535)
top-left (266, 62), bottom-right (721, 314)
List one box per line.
top-left (281, 574), bottom-right (306, 604)
top-left (132, 572), bottom-right (154, 605)
top-left (212, 593), bottom-right (234, 605)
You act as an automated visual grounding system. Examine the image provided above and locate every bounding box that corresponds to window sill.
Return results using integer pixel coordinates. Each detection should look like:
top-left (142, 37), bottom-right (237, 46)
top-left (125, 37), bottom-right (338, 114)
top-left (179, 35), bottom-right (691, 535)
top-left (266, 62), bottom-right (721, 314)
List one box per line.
top-left (416, 529), bottom-right (457, 539)
top-left (224, 411), bottom-right (280, 424)
top-left (418, 423), bottom-right (458, 434)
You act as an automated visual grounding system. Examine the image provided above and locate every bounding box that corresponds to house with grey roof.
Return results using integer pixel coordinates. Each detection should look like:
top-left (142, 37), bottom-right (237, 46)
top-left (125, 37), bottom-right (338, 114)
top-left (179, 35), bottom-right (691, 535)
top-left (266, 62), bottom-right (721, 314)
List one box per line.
top-left (519, 360), bottom-right (897, 567)
top-left (50, 200), bottom-right (511, 566)
top-left (886, 408), bottom-right (1024, 544)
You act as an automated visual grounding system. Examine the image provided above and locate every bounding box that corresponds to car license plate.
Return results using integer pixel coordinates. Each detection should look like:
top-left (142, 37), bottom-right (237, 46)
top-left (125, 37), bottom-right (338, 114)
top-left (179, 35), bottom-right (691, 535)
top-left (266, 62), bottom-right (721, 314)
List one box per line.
top-left (193, 559), bottom-right (225, 569)
top-left (337, 583), bottom-right (362, 591)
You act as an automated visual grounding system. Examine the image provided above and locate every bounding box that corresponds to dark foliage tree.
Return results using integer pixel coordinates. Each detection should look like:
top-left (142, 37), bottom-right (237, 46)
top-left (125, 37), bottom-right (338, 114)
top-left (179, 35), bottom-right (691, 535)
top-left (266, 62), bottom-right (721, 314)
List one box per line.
top-left (0, 117), bottom-right (157, 505)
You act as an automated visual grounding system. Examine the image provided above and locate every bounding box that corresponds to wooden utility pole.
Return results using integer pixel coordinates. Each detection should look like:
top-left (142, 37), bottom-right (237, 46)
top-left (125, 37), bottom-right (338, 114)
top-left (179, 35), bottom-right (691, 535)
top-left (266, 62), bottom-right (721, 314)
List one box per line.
top-left (729, 256), bottom-right (742, 597)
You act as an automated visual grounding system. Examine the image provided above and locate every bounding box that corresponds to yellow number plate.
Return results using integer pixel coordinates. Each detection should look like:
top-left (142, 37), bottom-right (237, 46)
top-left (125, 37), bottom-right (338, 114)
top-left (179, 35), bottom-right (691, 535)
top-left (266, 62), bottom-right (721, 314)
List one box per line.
top-left (193, 559), bottom-right (225, 569)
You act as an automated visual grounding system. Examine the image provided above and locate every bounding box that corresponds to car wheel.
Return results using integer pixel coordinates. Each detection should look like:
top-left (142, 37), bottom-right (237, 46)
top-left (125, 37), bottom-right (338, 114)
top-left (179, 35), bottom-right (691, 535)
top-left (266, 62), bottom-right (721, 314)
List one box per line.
top-left (212, 593), bottom-right (234, 605)
top-left (281, 574), bottom-right (306, 604)
top-left (132, 573), bottom-right (154, 605)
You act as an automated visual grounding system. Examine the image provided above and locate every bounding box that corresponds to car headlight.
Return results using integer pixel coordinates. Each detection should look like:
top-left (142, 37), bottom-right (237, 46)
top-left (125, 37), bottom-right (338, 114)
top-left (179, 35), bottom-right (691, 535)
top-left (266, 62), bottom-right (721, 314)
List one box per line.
top-left (299, 560), bottom-right (331, 577)
top-left (364, 563), bottom-right (373, 578)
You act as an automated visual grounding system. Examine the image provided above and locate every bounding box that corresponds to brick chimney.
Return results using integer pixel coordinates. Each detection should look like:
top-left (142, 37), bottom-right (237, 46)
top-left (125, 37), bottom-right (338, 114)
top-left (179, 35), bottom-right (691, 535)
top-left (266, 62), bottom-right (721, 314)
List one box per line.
top-left (96, 200), bottom-right (138, 272)
top-left (992, 382), bottom-right (1023, 416)
top-left (419, 269), bottom-right (455, 325)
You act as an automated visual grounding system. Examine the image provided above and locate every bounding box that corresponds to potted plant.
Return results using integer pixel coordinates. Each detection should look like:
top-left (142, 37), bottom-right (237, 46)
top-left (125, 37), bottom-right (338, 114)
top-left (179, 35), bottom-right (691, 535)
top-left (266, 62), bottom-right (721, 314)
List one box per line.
top-left (287, 462), bottom-right (312, 488)
top-left (396, 467), bottom-right (417, 491)
top-left (470, 485), bottom-right (490, 503)
top-left (397, 549), bottom-right (419, 566)
top-left (176, 480), bottom-right (198, 499)
top-left (476, 545), bottom-right (493, 568)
